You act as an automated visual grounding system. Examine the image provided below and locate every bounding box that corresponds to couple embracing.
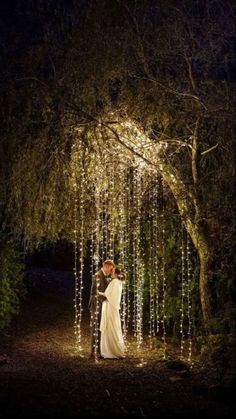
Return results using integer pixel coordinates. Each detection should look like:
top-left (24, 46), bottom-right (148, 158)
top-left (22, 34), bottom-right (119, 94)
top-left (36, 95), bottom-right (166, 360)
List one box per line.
top-left (88, 260), bottom-right (125, 360)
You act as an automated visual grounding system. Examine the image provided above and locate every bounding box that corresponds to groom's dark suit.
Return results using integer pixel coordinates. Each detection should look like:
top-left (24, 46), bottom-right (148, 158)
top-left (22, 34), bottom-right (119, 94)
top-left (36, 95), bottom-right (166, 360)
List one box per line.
top-left (88, 269), bottom-right (109, 355)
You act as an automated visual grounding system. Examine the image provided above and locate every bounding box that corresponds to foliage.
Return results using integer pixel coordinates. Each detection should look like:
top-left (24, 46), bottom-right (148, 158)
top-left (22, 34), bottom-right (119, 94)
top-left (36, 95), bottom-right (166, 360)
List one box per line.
top-left (0, 0), bottom-right (234, 242)
top-left (0, 232), bottom-right (25, 330)
top-left (198, 334), bottom-right (236, 380)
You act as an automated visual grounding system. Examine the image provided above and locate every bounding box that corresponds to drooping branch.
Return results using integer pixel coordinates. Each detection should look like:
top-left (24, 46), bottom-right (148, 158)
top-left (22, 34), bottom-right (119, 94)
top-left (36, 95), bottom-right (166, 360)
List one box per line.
top-left (201, 143), bottom-right (219, 155)
top-left (192, 118), bottom-right (200, 190)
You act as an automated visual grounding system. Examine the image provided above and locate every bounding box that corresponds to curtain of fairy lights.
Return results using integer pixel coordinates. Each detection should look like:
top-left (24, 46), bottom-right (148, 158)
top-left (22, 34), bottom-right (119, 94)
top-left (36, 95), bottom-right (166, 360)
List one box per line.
top-left (71, 133), bottom-right (194, 364)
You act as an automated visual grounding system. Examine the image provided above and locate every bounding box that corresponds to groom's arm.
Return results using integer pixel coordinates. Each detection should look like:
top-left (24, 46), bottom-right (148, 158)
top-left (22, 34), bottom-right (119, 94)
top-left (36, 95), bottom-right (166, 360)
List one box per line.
top-left (90, 275), bottom-right (107, 303)
top-left (96, 277), bottom-right (107, 302)
top-left (97, 288), bottom-right (107, 302)
top-left (88, 275), bottom-right (98, 308)
top-left (90, 276), bottom-right (96, 297)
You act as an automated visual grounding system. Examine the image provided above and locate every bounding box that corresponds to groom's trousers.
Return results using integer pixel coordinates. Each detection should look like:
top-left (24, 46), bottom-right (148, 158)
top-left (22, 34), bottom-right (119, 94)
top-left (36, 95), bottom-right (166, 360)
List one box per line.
top-left (89, 297), bottom-right (102, 355)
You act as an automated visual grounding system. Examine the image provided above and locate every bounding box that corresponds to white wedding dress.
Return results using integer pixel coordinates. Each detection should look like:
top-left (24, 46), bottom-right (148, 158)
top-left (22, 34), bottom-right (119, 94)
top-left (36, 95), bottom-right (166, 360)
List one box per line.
top-left (99, 278), bottom-right (125, 359)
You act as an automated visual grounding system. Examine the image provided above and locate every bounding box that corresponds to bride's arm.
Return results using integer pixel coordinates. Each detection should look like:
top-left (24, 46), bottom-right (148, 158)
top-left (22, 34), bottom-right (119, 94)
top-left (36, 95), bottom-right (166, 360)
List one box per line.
top-left (103, 280), bottom-right (121, 308)
top-left (98, 291), bottom-right (106, 296)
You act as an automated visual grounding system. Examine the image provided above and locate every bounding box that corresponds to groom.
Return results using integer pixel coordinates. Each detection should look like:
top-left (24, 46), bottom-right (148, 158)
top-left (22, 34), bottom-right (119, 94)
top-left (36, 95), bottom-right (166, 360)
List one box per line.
top-left (88, 259), bottom-right (114, 359)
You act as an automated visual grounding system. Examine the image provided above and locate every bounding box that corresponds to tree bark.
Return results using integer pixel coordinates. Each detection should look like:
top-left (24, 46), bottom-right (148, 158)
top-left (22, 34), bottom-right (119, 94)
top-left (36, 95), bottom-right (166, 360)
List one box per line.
top-left (160, 166), bottom-right (214, 325)
top-left (185, 220), bottom-right (214, 324)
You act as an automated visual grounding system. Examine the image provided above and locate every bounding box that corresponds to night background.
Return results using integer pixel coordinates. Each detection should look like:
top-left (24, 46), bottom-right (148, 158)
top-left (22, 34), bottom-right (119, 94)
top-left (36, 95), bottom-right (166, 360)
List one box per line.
top-left (0, 0), bottom-right (235, 418)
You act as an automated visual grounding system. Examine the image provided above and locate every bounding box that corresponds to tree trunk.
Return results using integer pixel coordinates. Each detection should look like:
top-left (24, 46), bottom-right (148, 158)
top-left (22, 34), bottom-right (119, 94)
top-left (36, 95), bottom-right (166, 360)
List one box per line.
top-left (186, 221), bottom-right (214, 324)
top-left (160, 167), bottom-right (214, 325)
top-left (199, 245), bottom-right (214, 324)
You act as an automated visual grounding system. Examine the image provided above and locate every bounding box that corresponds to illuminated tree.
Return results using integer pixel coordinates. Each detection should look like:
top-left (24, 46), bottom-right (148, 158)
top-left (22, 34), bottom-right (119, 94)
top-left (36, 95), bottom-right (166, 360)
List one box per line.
top-left (0, 0), bottom-right (235, 329)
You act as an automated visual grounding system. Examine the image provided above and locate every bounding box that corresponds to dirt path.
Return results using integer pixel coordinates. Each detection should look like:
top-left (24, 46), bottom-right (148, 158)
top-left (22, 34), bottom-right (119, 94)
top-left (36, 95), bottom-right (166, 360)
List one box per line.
top-left (0, 271), bottom-right (234, 418)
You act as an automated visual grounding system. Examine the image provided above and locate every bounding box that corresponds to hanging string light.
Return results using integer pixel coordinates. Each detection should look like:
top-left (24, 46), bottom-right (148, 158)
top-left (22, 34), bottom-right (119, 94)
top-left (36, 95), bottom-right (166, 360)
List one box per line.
top-left (108, 167), bottom-right (115, 260)
top-left (119, 170), bottom-right (128, 343)
top-left (149, 182), bottom-right (156, 344)
top-left (132, 168), bottom-right (139, 337)
top-left (135, 170), bottom-right (144, 351)
top-left (100, 192), bottom-right (105, 262)
top-left (186, 233), bottom-right (193, 364)
top-left (161, 177), bottom-right (167, 359)
top-left (90, 155), bottom-right (103, 362)
top-left (72, 143), bottom-right (79, 347)
top-left (90, 231), bottom-right (95, 276)
top-left (125, 169), bottom-right (132, 333)
top-left (92, 176), bottom-right (102, 361)
top-left (76, 159), bottom-right (85, 349)
top-left (72, 141), bottom-right (84, 351)
top-left (180, 220), bottom-right (186, 359)
top-left (90, 185), bottom-right (96, 287)
top-left (103, 183), bottom-right (109, 260)
top-left (154, 178), bottom-right (160, 335)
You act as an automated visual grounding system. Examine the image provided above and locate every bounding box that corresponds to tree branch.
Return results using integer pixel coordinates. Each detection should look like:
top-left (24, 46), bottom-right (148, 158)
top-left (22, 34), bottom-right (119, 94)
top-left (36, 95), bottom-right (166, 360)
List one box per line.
top-left (201, 143), bottom-right (219, 155)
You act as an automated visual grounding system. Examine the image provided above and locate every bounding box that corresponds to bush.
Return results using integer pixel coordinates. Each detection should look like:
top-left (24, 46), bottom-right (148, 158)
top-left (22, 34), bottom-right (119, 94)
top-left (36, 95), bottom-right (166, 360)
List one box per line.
top-left (197, 334), bottom-right (236, 382)
top-left (0, 232), bottom-right (25, 330)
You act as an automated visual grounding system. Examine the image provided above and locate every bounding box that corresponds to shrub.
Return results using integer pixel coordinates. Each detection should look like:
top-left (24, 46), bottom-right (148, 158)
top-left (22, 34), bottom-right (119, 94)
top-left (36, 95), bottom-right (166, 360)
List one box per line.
top-left (197, 334), bottom-right (236, 381)
top-left (0, 232), bottom-right (25, 330)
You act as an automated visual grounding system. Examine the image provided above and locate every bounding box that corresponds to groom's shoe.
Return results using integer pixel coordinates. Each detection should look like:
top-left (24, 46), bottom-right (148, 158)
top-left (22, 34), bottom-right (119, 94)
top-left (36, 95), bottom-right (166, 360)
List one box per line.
top-left (88, 353), bottom-right (102, 360)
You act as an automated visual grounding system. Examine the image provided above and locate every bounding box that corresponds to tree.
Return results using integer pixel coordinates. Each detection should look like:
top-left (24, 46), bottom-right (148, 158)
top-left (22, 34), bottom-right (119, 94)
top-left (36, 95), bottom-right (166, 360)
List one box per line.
top-left (0, 0), bottom-right (235, 329)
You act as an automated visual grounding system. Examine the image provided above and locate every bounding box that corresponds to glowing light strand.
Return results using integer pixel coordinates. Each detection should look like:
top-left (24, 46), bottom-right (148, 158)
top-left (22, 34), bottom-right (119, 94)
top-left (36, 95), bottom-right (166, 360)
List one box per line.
top-left (125, 170), bottom-right (132, 332)
top-left (180, 220), bottom-right (186, 359)
top-left (108, 169), bottom-right (115, 260)
top-left (135, 171), bottom-right (144, 350)
top-left (76, 160), bottom-right (85, 349)
top-left (154, 179), bottom-right (160, 335)
top-left (186, 233), bottom-right (193, 364)
top-left (132, 169), bottom-right (138, 336)
top-left (149, 182), bottom-right (156, 343)
top-left (72, 144), bottom-right (79, 346)
top-left (72, 142), bottom-right (84, 350)
top-left (161, 178), bottom-right (167, 359)
top-left (93, 183), bottom-right (102, 361)
top-left (120, 170), bottom-right (128, 343)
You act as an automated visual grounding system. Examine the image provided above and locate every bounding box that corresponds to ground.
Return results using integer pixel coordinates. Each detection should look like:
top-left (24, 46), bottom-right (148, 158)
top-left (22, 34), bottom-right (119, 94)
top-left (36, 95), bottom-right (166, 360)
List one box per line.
top-left (0, 269), bottom-right (235, 418)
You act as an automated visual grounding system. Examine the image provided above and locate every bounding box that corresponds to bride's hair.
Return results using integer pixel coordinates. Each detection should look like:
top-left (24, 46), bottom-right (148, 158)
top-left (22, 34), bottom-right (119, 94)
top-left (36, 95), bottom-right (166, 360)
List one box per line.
top-left (114, 266), bottom-right (125, 281)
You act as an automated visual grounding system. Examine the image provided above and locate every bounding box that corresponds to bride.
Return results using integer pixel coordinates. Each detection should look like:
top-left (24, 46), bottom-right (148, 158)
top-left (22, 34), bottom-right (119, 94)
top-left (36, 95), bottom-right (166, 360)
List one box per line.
top-left (98, 266), bottom-right (125, 359)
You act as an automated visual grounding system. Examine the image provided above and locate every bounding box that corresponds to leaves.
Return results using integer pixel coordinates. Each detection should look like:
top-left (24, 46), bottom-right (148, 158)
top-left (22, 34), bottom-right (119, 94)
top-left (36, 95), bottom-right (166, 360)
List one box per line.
top-left (0, 232), bottom-right (25, 330)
